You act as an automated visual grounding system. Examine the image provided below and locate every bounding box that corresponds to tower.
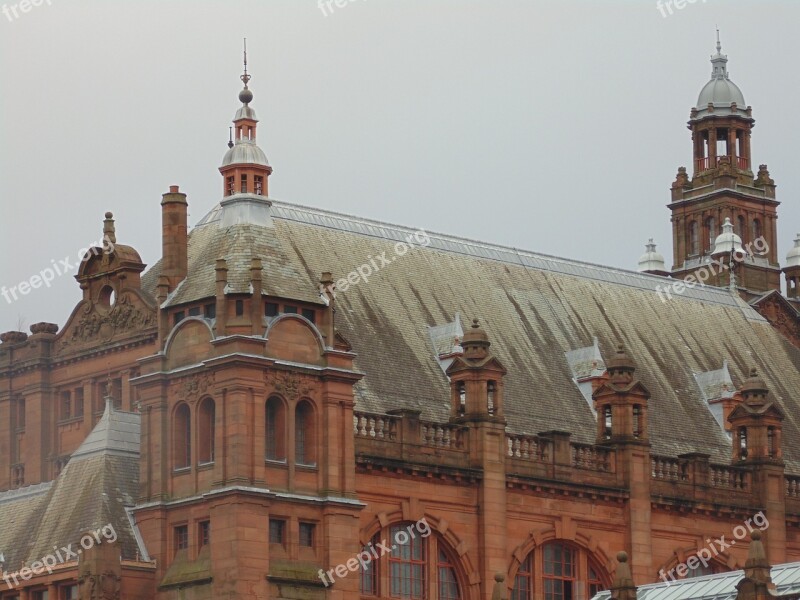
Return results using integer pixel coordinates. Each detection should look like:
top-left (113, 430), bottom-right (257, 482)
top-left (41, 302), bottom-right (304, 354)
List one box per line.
top-left (669, 34), bottom-right (780, 298)
top-left (219, 41), bottom-right (273, 199)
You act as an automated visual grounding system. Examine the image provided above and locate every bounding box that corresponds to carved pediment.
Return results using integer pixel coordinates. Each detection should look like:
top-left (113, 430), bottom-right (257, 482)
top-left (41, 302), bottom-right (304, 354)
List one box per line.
top-left (56, 289), bottom-right (157, 354)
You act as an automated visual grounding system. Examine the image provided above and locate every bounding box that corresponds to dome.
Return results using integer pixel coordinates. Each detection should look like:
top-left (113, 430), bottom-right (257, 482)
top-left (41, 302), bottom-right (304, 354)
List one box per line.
top-left (638, 239), bottom-right (666, 273)
top-left (713, 217), bottom-right (745, 255)
top-left (786, 234), bottom-right (800, 268)
top-left (696, 77), bottom-right (746, 112)
top-left (691, 37), bottom-right (751, 121)
top-left (221, 138), bottom-right (270, 168)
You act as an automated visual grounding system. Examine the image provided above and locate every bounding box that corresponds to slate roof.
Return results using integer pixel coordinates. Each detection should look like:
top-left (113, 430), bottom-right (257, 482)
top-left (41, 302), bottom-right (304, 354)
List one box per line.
top-left (0, 403), bottom-right (145, 571)
top-left (142, 198), bottom-right (800, 471)
top-left (592, 561), bottom-right (800, 600)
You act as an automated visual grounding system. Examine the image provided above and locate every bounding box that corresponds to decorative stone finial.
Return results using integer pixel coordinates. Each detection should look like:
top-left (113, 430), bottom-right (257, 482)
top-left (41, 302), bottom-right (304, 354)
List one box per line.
top-left (491, 572), bottom-right (507, 600)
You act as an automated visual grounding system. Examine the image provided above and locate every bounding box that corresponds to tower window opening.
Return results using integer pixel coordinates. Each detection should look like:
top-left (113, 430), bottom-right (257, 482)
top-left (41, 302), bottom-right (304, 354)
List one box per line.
top-left (768, 427), bottom-right (776, 459)
top-left (716, 129), bottom-right (729, 158)
top-left (689, 221), bottom-right (699, 255)
top-left (737, 216), bottom-right (747, 241)
top-left (738, 427), bottom-right (748, 460)
top-left (603, 406), bottom-right (612, 440)
top-left (487, 381), bottom-right (496, 415)
top-left (752, 219), bottom-right (762, 242)
top-left (226, 176), bottom-right (235, 196)
top-left (235, 299), bottom-right (244, 316)
top-left (706, 216), bottom-right (717, 251)
top-left (241, 174), bottom-right (248, 194)
top-left (633, 405), bottom-right (641, 439)
top-left (457, 382), bottom-right (466, 415)
top-left (255, 175), bottom-right (264, 195)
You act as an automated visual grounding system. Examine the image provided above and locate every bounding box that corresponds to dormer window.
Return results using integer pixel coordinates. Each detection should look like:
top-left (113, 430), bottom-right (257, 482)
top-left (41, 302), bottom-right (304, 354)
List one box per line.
top-left (487, 381), bottom-right (496, 415)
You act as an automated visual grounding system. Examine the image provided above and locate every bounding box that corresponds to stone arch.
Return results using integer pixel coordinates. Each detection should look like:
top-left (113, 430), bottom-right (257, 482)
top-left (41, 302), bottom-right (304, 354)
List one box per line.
top-left (656, 542), bottom-right (740, 578)
top-left (509, 526), bottom-right (614, 587)
top-left (164, 317), bottom-right (214, 370)
top-left (265, 314), bottom-right (325, 365)
top-left (360, 510), bottom-right (480, 596)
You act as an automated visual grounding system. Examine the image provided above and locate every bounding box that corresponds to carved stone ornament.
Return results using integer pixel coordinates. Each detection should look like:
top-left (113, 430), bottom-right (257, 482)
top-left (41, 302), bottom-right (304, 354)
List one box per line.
top-left (266, 370), bottom-right (316, 401)
top-left (60, 292), bottom-right (155, 349)
top-left (171, 371), bottom-right (216, 404)
top-left (78, 571), bottom-right (121, 600)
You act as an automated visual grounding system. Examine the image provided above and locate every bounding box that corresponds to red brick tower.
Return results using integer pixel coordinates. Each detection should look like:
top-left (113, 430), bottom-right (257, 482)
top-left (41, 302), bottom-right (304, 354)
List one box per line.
top-left (669, 34), bottom-right (781, 298)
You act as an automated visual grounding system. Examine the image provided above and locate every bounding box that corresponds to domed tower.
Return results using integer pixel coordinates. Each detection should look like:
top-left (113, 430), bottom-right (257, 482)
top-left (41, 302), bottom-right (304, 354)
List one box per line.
top-left (219, 44), bottom-right (273, 199)
top-left (783, 234), bottom-right (800, 299)
top-left (637, 239), bottom-right (668, 276)
top-left (669, 34), bottom-right (780, 298)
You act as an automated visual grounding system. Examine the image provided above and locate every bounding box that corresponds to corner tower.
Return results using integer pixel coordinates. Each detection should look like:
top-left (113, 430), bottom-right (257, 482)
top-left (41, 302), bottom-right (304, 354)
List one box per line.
top-left (669, 34), bottom-right (780, 298)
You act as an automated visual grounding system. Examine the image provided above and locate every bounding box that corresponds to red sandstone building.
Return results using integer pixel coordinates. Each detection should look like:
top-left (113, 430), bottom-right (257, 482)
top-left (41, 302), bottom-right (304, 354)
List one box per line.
top-left (1, 39), bottom-right (800, 600)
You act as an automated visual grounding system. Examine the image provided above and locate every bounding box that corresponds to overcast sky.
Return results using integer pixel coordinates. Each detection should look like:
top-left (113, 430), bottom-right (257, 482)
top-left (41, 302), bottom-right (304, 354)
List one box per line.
top-left (1, 0), bottom-right (798, 333)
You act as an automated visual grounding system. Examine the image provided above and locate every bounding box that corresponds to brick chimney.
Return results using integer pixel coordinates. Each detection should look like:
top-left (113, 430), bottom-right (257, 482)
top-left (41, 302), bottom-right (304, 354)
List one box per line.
top-left (160, 185), bottom-right (188, 290)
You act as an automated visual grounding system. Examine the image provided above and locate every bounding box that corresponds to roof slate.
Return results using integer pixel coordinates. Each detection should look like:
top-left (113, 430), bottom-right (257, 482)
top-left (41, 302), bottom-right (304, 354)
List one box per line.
top-left (142, 199), bottom-right (800, 470)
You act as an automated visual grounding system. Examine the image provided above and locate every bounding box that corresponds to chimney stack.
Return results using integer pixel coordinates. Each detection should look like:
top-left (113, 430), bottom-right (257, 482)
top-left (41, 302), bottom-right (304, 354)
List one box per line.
top-left (161, 185), bottom-right (188, 290)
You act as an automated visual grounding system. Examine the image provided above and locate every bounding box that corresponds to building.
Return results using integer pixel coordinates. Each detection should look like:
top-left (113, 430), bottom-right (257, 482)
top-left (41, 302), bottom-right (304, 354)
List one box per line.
top-left (1, 38), bottom-right (800, 600)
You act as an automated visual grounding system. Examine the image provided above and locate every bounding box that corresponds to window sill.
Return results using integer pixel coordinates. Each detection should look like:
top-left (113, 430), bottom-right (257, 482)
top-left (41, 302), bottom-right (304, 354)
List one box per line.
top-left (296, 462), bottom-right (318, 471)
top-left (265, 458), bottom-right (288, 467)
top-left (173, 466), bottom-right (191, 475)
top-left (197, 461), bottom-right (215, 471)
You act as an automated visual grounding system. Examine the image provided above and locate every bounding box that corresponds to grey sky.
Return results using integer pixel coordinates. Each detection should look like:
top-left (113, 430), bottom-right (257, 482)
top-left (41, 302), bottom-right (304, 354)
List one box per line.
top-left (1, 0), bottom-right (798, 333)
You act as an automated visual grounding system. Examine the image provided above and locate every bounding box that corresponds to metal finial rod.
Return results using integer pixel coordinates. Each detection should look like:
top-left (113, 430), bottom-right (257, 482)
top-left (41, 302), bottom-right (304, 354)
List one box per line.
top-left (241, 38), bottom-right (251, 87)
top-left (716, 27), bottom-right (721, 53)
top-left (228, 126), bottom-right (234, 148)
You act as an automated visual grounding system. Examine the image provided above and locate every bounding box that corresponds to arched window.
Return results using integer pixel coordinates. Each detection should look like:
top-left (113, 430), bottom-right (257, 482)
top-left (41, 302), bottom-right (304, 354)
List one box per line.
top-left (437, 550), bottom-right (461, 600)
top-left (174, 403), bottom-right (191, 469)
top-left (752, 219), bottom-right (762, 242)
top-left (198, 397), bottom-right (215, 464)
top-left (706, 216), bottom-right (717, 251)
top-left (512, 542), bottom-right (609, 600)
top-left (265, 397), bottom-right (286, 461)
top-left (360, 523), bottom-right (463, 599)
top-left (737, 216), bottom-right (746, 241)
top-left (390, 524), bottom-right (426, 598)
top-left (544, 542), bottom-right (575, 600)
top-left (689, 221), bottom-right (699, 255)
top-left (295, 401), bottom-right (316, 466)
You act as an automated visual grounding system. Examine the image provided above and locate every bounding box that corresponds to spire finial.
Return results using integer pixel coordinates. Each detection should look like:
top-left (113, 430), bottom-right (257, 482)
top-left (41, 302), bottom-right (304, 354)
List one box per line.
top-left (241, 38), bottom-right (251, 88)
top-left (228, 126), bottom-right (234, 149)
top-left (716, 27), bottom-right (721, 53)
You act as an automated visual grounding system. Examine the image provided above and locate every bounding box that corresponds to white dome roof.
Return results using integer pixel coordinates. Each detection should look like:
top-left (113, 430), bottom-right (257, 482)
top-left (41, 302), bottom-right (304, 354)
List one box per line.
top-left (713, 217), bottom-right (745, 255)
top-left (221, 138), bottom-right (270, 168)
top-left (691, 37), bottom-right (751, 121)
top-left (786, 234), bottom-right (800, 268)
top-left (638, 239), bottom-right (666, 273)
